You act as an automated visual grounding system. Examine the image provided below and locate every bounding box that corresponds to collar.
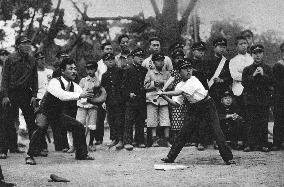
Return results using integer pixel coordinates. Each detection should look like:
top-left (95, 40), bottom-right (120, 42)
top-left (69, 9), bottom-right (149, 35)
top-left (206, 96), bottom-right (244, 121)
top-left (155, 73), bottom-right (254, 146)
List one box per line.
top-left (153, 69), bottom-right (164, 74)
top-left (60, 76), bottom-right (70, 87)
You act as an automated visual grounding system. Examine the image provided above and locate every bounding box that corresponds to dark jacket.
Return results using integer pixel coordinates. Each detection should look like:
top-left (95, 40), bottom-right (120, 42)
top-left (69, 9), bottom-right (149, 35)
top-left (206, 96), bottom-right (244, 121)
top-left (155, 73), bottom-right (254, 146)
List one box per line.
top-left (1, 52), bottom-right (38, 97)
top-left (101, 67), bottom-right (125, 107)
top-left (242, 62), bottom-right (274, 106)
top-left (122, 63), bottom-right (148, 107)
top-left (207, 56), bottom-right (232, 100)
top-left (191, 58), bottom-right (209, 90)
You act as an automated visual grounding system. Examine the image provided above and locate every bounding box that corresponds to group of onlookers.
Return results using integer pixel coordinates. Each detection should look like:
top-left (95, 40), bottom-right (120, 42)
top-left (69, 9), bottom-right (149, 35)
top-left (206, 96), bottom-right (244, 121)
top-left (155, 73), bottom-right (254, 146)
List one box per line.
top-left (0, 30), bottom-right (283, 165)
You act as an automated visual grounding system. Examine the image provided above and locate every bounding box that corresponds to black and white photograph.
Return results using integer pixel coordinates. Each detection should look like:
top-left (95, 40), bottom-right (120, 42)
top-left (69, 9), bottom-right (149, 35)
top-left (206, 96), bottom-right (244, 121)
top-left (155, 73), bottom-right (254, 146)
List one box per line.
top-left (0, 0), bottom-right (283, 186)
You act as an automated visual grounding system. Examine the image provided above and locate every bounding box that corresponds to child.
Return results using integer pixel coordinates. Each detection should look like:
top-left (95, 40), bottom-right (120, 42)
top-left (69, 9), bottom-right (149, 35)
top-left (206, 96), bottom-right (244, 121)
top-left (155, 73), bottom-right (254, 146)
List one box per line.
top-left (144, 52), bottom-right (171, 147)
top-left (75, 61), bottom-right (105, 152)
top-left (101, 53), bottom-right (125, 150)
top-left (159, 59), bottom-right (235, 165)
top-left (217, 90), bottom-right (243, 150)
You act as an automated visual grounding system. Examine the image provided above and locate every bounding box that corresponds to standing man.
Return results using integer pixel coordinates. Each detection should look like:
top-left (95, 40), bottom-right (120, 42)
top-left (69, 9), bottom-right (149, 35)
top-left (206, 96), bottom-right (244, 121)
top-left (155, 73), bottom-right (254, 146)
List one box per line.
top-left (242, 44), bottom-right (273, 152)
top-left (271, 43), bottom-right (284, 151)
top-left (142, 37), bottom-right (173, 71)
top-left (241, 30), bottom-right (254, 53)
top-left (26, 58), bottom-right (94, 165)
top-left (1, 36), bottom-right (38, 150)
top-left (115, 34), bottom-right (132, 70)
top-left (208, 38), bottom-right (232, 105)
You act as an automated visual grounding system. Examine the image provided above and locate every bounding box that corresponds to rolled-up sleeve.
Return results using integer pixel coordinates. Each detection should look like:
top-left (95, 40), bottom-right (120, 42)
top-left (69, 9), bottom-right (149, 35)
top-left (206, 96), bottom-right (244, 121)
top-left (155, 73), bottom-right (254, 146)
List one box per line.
top-left (47, 79), bottom-right (81, 101)
top-left (229, 59), bottom-right (242, 81)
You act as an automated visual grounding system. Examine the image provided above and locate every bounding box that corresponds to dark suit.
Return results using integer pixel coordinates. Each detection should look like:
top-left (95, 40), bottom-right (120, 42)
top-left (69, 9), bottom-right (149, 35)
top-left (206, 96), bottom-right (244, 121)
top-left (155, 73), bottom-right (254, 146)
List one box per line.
top-left (242, 62), bottom-right (274, 147)
top-left (122, 64), bottom-right (147, 145)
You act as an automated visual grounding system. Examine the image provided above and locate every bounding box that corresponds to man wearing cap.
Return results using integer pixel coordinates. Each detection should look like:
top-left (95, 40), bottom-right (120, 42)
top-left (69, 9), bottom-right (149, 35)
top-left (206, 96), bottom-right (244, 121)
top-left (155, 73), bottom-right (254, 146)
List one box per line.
top-left (242, 44), bottom-right (273, 152)
top-left (26, 57), bottom-right (94, 165)
top-left (272, 43), bottom-right (284, 151)
top-left (190, 41), bottom-right (211, 150)
top-left (52, 51), bottom-right (69, 78)
top-left (142, 37), bottom-right (173, 71)
top-left (92, 41), bottom-right (113, 146)
top-left (159, 59), bottom-right (234, 165)
top-left (115, 34), bottom-right (132, 70)
top-left (207, 37), bottom-right (232, 105)
top-left (1, 36), bottom-right (37, 153)
top-left (122, 48), bottom-right (148, 150)
top-left (101, 53), bottom-right (125, 149)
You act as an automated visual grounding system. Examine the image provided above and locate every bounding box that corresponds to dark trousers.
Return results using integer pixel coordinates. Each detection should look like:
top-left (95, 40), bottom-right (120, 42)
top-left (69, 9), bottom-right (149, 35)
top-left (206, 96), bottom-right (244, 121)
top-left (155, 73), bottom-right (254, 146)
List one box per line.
top-left (28, 113), bottom-right (88, 159)
top-left (107, 105), bottom-right (125, 141)
top-left (50, 122), bottom-right (69, 151)
top-left (247, 105), bottom-right (269, 147)
top-left (273, 99), bottom-right (284, 146)
top-left (235, 95), bottom-right (248, 142)
top-left (123, 105), bottom-right (145, 145)
top-left (94, 105), bottom-right (106, 142)
top-left (7, 89), bottom-right (37, 139)
top-left (167, 98), bottom-right (233, 162)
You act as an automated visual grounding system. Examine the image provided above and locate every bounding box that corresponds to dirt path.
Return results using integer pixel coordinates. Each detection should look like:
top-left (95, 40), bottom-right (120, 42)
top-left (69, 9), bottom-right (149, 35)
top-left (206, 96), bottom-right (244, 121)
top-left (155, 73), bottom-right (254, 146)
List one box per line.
top-left (1, 129), bottom-right (283, 187)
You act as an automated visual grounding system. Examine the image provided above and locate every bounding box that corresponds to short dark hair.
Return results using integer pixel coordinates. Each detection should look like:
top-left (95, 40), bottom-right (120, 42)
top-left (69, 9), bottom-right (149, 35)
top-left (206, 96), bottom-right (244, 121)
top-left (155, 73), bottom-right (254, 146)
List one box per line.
top-left (59, 57), bottom-right (76, 70)
top-left (241, 29), bottom-right (254, 38)
top-left (101, 41), bottom-right (112, 50)
top-left (235, 36), bottom-right (247, 45)
top-left (149, 37), bottom-right (161, 44)
top-left (280, 42), bottom-right (284, 52)
top-left (118, 34), bottom-right (129, 44)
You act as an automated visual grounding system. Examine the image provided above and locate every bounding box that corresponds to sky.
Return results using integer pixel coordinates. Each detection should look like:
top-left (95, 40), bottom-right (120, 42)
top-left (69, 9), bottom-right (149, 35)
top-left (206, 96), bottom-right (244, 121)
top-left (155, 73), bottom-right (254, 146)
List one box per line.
top-left (1, 0), bottom-right (284, 49)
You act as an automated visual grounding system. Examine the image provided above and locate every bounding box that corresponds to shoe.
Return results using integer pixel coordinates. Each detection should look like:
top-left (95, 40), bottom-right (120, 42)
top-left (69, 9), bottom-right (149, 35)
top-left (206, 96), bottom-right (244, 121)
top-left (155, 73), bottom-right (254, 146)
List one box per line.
top-left (67, 147), bottom-right (75, 153)
top-left (108, 140), bottom-right (118, 148)
top-left (49, 174), bottom-right (70, 182)
top-left (132, 142), bottom-right (138, 147)
top-left (259, 146), bottom-right (270, 152)
top-left (225, 160), bottom-right (236, 165)
top-left (25, 157), bottom-right (36, 165)
top-left (124, 144), bottom-right (134, 151)
top-left (161, 157), bottom-right (174, 163)
top-left (10, 149), bottom-right (25, 153)
top-left (243, 146), bottom-right (252, 152)
top-left (271, 146), bottom-right (280, 151)
top-left (152, 137), bottom-right (159, 147)
top-left (62, 148), bottom-right (69, 153)
top-left (94, 141), bottom-right (102, 145)
top-left (0, 154), bottom-right (7, 159)
top-left (34, 150), bottom-right (48, 157)
top-left (137, 144), bottom-right (146, 148)
top-left (76, 155), bottom-right (94, 160)
top-left (115, 141), bottom-right (124, 150)
top-left (0, 180), bottom-right (16, 186)
top-left (197, 144), bottom-right (205, 151)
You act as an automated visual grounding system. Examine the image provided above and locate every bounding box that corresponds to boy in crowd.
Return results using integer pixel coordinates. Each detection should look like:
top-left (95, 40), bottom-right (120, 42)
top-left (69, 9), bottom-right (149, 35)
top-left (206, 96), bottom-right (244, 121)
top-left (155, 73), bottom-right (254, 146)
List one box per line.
top-left (217, 90), bottom-right (243, 150)
top-left (272, 43), bottom-right (284, 151)
top-left (76, 61), bottom-right (105, 152)
top-left (208, 38), bottom-right (232, 105)
top-left (144, 52), bottom-right (171, 147)
top-left (159, 59), bottom-right (235, 165)
top-left (142, 37), bottom-right (173, 71)
top-left (242, 44), bottom-right (273, 152)
top-left (122, 48), bottom-right (148, 151)
top-left (101, 53), bottom-right (125, 149)
top-left (190, 41), bottom-right (210, 150)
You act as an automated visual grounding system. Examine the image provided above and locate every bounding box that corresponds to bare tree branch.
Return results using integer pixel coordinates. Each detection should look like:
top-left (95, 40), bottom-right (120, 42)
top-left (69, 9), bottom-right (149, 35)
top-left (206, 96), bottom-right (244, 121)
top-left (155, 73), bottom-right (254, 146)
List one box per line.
top-left (69, 0), bottom-right (84, 15)
top-left (27, 9), bottom-right (37, 38)
top-left (31, 12), bottom-right (45, 43)
top-left (83, 16), bottom-right (145, 24)
top-left (150, 0), bottom-right (160, 17)
top-left (178, 0), bottom-right (198, 30)
top-left (49, 0), bottom-right (62, 29)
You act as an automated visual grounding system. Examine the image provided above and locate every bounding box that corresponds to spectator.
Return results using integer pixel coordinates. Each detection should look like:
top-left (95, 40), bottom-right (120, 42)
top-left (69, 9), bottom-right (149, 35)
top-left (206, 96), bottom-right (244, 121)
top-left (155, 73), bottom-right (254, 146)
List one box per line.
top-left (122, 48), bottom-right (148, 151)
top-left (115, 34), bottom-right (132, 70)
top-left (241, 30), bottom-right (254, 53)
top-left (271, 42), bottom-right (284, 151)
top-left (144, 52), bottom-right (171, 147)
top-left (242, 44), bottom-right (273, 152)
top-left (142, 37), bottom-right (173, 71)
top-left (101, 53), bottom-right (125, 149)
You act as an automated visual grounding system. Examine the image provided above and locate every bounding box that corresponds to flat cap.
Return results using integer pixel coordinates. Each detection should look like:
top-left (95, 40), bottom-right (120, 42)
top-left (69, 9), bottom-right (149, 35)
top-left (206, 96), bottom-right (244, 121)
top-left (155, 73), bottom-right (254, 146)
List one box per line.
top-left (213, 37), bottom-right (227, 47)
top-left (191, 41), bottom-right (206, 51)
top-left (152, 52), bottom-right (165, 61)
top-left (171, 49), bottom-right (185, 59)
top-left (130, 48), bottom-right (145, 57)
top-left (251, 44), bottom-right (264, 53)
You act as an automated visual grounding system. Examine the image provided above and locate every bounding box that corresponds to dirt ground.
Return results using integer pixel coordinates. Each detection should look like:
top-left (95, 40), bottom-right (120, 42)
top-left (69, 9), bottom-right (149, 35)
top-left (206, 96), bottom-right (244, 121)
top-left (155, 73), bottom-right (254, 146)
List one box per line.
top-left (1, 127), bottom-right (284, 187)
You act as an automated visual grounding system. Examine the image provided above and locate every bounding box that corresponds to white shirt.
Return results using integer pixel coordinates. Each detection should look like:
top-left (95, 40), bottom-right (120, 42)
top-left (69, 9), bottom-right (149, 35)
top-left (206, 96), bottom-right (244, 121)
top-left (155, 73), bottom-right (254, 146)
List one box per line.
top-left (37, 68), bottom-right (53, 99)
top-left (173, 76), bottom-right (208, 105)
top-left (142, 55), bottom-right (173, 71)
top-left (229, 53), bottom-right (253, 96)
top-left (95, 59), bottom-right (107, 83)
top-left (47, 76), bottom-right (82, 101)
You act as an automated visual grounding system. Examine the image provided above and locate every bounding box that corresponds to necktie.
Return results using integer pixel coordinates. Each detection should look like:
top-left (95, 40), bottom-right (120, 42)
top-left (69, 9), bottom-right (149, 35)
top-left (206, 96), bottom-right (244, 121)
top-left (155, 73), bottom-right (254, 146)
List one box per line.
top-left (66, 82), bottom-right (71, 91)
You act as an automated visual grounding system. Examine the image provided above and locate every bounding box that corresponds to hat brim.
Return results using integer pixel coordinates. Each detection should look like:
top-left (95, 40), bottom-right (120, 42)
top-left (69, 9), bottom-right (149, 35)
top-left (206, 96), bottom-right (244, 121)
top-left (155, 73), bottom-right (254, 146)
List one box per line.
top-left (153, 57), bottom-right (165, 61)
top-left (252, 49), bottom-right (264, 53)
top-left (192, 47), bottom-right (206, 51)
